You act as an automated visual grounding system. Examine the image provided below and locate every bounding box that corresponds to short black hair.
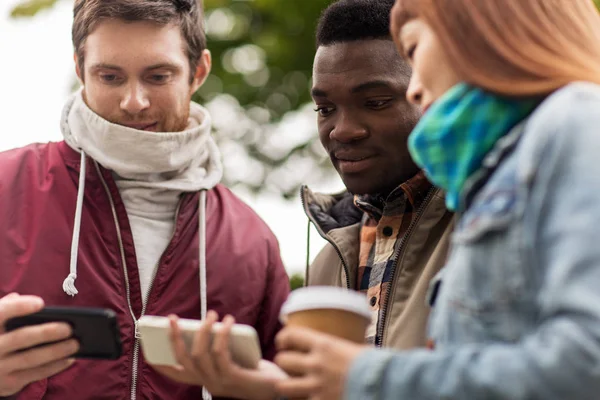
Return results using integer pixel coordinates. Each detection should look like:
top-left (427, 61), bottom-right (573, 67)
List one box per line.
top-left (316, 0), bottom-right (396, 47)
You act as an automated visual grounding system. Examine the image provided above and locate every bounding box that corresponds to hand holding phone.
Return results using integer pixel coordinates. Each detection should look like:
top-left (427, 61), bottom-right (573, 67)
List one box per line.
top-left (145, 312), bottom-right (285, 400)
top-left (4, 305), bottom-right (122, 360)
top-left (138, 314), bottom-right (261, 369)
top-left (0, 294), bottom-right (79, 397)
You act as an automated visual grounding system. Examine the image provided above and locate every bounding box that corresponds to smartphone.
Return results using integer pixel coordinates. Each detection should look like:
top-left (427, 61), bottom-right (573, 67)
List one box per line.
top-left (4, 306), bottom-right (122, 360)
top-left (137, 315), bottom-right (262, 369)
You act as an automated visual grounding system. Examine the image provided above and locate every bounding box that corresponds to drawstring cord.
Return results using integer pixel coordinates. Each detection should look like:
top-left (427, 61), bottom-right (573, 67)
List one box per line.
top-left (63, 150), bottom-right (86, 296)
top-left (199, 190), bottom-right (211, 400)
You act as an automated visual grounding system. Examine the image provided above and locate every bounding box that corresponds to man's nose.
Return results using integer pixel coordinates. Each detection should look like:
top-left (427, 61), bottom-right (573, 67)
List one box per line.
top-left (120, 83), bottom-right (150, 115)
top-left (329, 111), bottom-right (368, 143)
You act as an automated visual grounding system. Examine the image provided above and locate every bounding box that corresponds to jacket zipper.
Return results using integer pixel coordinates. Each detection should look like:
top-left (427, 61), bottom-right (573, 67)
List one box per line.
top-left (95, 161), bottom-right (181, 400)
top-left (300, 186), bottom-right (351, 289)
top-left (375, 188), bottom-right (436, 347)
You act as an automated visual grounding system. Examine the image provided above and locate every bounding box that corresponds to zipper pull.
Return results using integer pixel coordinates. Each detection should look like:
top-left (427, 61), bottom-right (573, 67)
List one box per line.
top-left (134, 320), bottom-right (141, 339)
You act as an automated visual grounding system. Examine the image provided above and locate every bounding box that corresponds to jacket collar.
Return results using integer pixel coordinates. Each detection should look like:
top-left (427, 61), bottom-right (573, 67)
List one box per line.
top-left (302, 171), bottom-right (434, 236)
top-left (302, 183), bottom-right (451, 292)
top-left (301, 186), bottom-right (363, 238)
top-left (301, 182), bottom-right (448, 244)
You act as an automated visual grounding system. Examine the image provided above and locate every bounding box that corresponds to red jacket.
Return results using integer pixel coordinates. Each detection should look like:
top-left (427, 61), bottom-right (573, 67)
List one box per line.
top-left (0, 141), bottom-right (290, 399)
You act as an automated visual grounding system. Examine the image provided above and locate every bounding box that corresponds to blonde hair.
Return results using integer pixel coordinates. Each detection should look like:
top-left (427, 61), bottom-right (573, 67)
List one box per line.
top-left (391, 0), bottom-right (600, 96)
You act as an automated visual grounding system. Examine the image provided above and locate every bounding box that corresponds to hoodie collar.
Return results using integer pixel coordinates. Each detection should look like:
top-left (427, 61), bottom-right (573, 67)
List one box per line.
top-left (61, 89), bottom-right (223, 192)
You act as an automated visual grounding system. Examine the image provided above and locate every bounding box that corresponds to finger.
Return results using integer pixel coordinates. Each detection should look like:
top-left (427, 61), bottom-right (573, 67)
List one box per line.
top-left (274, 351), bottom-right (316, 377)
top-left (0, 296), bottom-right (44, 331)
top-left (3, 338), bottom-right (79, 374)
top-left (257, 359), bottom-right (289, 379)
top-left (0, 322), bottom-right (73, 357)
top-left (212, 315), bottom-right (235, 374)
top-left (169, 315), bottom-right (216, 384)
top-left (186, 311), bottom-right (219, 379)
top-left (275, 375), bottom-right (321, 399)
top-left (190, 310), bottom-right (218, 358)
top-left (276, 327), bottom-right (322, 353)
top-left (1, 293), bottom-right (19, 302)
top-left (10, 357), bottom-right (75, 389)
top-left (168, 316), bottom-right (192, 367)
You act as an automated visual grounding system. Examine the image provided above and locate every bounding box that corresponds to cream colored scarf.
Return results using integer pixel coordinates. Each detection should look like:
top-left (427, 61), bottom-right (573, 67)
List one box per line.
top-left (62, 89), bottom-right (223, 194)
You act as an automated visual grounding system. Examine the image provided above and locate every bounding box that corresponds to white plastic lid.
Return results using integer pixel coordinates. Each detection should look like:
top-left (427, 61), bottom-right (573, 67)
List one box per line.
top-left (280, 286), bottom-right (372, 323)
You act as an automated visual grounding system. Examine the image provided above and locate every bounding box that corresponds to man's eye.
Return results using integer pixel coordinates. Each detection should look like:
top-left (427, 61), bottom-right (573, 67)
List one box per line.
top-left (314, 106), bottom-right (335, 117)
top-left (100, 74), bottom-right (121, 83)
top-left (366, 99), bottom-right (392, 109)
top-left (149, 74), bottom-right (171, 84)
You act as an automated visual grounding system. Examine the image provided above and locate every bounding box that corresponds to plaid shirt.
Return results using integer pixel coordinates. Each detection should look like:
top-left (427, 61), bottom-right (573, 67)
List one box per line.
top-left (355, 171), bottom-right (432, 345)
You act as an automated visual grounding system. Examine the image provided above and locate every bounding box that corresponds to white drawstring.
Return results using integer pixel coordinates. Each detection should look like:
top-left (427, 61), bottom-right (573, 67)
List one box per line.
top-left (63, 158), bottom-right (213, 400)
top-left (199, 190), bottom-right (211, 400)
top-left (199, 190), bottom-right (208, 321)
top-left (63, 150), bottom-right (87, 296)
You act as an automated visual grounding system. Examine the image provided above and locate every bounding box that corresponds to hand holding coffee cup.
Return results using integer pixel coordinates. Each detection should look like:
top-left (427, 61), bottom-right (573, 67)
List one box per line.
top-left (279, 286), bottom-right (372, 343)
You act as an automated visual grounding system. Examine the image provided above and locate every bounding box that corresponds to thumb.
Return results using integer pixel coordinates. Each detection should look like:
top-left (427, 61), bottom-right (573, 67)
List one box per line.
top-left (0, 295), bottom-right (44, 333)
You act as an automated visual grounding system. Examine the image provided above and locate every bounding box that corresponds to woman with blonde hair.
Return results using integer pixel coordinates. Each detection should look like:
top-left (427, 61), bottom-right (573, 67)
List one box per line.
top-left (273, 1), bottom-right (600, 399)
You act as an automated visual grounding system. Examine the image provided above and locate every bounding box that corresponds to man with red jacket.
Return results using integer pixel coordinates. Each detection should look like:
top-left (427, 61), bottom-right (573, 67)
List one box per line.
top-left (0, 0), bottom-right (290, 399)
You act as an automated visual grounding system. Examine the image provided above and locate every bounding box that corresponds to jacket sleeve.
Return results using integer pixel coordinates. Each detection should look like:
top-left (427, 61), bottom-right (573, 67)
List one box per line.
top-left (345, 85), bottom-right (600, 399)
top-left (255, 235), bottom-right (289, 361)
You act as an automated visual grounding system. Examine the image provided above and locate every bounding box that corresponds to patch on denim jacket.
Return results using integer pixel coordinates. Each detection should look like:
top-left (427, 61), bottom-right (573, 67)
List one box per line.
top-left (454, 187), bottom-right (519, 243)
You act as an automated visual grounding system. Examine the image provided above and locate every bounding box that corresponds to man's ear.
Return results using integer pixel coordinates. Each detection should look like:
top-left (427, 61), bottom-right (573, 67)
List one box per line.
top-left (191, 49), bottom-right (212, 93)
top-left (74, 53), bottom-right (84, 84)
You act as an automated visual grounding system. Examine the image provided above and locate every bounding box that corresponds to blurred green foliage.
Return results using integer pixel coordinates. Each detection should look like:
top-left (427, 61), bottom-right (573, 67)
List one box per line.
top-left (199, 0), bottom-right (329, 118)
top-left (10, 0), bottom-right (59, 17)
top-left (289, 273), bottom-right (305, 291)
top-left (197, 0), bottom-right (334, 198)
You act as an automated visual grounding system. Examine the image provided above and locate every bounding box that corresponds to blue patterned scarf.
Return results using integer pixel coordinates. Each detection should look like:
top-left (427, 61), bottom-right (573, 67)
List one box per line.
top-left (408, 83), bottom-right (539, 211)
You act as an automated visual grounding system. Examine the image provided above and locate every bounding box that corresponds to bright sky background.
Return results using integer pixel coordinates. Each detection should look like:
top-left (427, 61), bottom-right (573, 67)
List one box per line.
top-left (0, 0), bottom-right (345, 276)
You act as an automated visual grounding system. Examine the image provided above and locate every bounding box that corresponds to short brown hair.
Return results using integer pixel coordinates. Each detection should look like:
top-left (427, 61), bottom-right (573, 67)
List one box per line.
top-left (73, 0), bottom-right (206, 82)
top-left (391, 0), bottom-right (600, 96)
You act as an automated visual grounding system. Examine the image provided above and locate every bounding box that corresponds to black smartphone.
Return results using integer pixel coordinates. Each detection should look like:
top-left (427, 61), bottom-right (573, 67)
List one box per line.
top-left (4, 306), bottom-right (122, 360)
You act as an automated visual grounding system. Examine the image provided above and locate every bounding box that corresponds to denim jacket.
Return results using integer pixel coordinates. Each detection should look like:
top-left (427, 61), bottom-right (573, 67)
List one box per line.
top-left (345, 82), bottom-right (600, 400)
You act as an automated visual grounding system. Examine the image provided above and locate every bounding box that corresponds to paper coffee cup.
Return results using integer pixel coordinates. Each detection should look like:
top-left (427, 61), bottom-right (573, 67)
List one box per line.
top-left (280, 286), bottom-right (372, 343)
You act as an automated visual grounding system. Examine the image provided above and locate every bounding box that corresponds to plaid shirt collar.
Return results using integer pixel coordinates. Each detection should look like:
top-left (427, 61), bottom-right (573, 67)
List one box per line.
top-left (353, 170), bottom-right (432, 221)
